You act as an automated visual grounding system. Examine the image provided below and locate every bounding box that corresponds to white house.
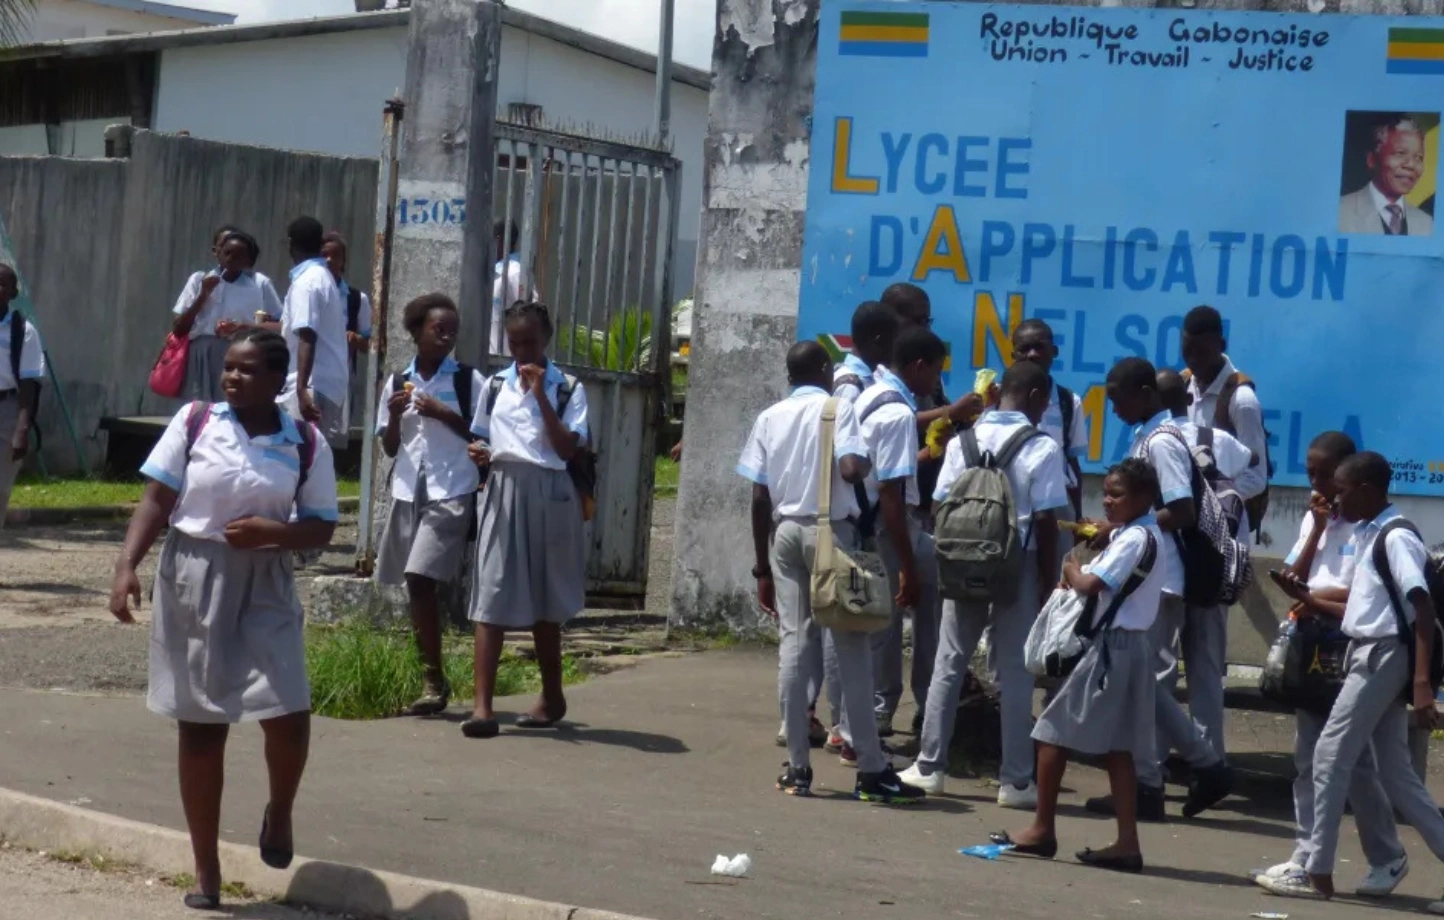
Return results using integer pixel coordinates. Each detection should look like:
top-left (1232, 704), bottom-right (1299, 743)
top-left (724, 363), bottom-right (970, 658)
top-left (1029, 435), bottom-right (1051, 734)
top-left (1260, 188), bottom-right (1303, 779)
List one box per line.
top-left (0, 7), bottom-right (708, 295)
top-left (21, 0), bottom-right (233, 42)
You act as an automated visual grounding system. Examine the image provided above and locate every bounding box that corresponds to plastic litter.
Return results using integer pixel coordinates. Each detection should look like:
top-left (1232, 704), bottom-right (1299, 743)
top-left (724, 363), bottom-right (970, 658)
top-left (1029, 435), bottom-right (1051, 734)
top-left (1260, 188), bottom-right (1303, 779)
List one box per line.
top-left (1251, 913), bottom-right (1289, 919)
top-left (959, 844), bottom-right (1014, 860)
top-left (710, 854), bottom-right (751, 877)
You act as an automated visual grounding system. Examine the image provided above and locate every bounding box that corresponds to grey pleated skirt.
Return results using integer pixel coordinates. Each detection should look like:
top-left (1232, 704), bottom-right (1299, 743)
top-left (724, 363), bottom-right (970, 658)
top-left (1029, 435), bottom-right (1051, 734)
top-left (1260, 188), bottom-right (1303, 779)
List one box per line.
top-left (1032, 629), bottom-right (1155, 759)
top-left (468, 461), bottom-right (585, 629)
top-left (184, 334), bottom-right (231, 403)
top-left (148, 530), bottom-right (311, 724)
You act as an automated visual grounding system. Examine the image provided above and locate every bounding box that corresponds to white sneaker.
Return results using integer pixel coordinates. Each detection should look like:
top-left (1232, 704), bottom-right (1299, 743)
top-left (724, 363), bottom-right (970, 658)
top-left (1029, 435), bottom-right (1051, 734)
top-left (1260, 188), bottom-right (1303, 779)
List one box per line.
top-left (1258, 871), bottom-right (1325, 900)
top-left (1428, 892), bottom-right (1444, 915)
top-left (997, 781), bottom-right (1038, 810)
top-left (898, 763), bottom-right (944, 795)
top-left (1357, 854), bottom-right (1409, 897)
top-left (1251, 860), bottom-right (1304, 885)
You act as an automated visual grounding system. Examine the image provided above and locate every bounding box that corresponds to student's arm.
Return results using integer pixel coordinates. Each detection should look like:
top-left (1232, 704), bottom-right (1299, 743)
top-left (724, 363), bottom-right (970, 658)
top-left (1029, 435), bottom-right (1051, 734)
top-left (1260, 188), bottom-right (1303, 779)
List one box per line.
top-left (1068, 527), bottom-right (1142, 596)
top-left (1156, 497), bottom-right (1196, 533)
top-left (1298, 585), bottom-right (1348, 619)
top-left (1151, 436), bottom-right (1196, 532)
top-left (835, 399), bottom-right (871, 484)
top-left (1285, 513), bottom-right (1327, 582)
top-left (878, 480), bottom-right (918, 607)
top-left (109, 480), bottom-right (178, 624)
top-left (750, 484), bottom-right (776, 616)
top-left (1411, 584), bottom-right (1439, 725)
top-left (1029, 441), bottom-right (1068, 601)
top-left (1066, 457), bottom-right (1085, 519)
top-left (171, 273), bottom-right (215, 337)
top-left (1229, 386), bottom-right (1270, 500)
top-left (1063, 559), bottom-right (1108, 596)
top-left (1034, 510), bottom-right (1059, 603)
top-left (294, 329), bottom-right (318, 412)
top-left (917, 391), bottom-right (985, 429)
top-left (380, 377), bottom-right (407, 458)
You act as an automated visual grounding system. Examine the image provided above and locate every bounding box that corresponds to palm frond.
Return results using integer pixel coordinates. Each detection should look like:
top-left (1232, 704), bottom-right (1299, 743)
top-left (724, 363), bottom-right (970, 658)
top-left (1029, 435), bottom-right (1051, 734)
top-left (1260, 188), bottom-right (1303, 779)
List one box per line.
top-left (0, 0), bottom-right (35, 50)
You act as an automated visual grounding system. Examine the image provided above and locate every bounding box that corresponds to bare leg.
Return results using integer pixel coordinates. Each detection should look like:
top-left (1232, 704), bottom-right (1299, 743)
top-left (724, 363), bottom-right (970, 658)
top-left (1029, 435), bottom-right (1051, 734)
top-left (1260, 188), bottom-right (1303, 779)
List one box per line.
top-left (405, 574), bottom-right (444, 684)
top-left (258, 711), bottom-right (311, 855)
top-left (527, 621), bottom-right (567, 721)
top-left (471, 623), bottom-right (506, 721)
top-left (1089, 751), bottom-right (1142, 858)
top-left (1010, 741), bottom-right (1067, 845)
top-left (177, 721), bottom-right (229, 897)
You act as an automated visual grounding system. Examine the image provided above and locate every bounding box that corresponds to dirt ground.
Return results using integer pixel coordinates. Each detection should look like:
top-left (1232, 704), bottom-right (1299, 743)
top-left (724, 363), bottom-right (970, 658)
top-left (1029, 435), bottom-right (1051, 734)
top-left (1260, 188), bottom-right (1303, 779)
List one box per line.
top-left (0, 497), bottom-right (677, 695)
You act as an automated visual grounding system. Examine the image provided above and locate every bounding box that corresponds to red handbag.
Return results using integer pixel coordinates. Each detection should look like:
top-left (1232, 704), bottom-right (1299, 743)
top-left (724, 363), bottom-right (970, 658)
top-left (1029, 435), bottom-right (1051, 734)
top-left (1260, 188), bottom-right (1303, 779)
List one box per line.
top-left (148, 333), bottom-right (189, 398)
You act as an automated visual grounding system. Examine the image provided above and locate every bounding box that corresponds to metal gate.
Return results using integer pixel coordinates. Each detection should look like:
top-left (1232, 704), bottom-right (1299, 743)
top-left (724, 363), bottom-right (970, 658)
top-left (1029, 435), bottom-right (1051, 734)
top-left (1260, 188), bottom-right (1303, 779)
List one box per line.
top-left (487, 123), bottom-right (680, 604)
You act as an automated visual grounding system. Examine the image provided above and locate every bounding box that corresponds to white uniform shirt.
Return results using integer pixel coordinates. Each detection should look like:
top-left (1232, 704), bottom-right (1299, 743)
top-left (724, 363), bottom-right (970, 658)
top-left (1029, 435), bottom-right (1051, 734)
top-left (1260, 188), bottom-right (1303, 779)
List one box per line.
top-left (377, 356), bottom-right (484, 503)
top-left (0, 310), bottom-right (45, 391)
top-left (140, 403), bottom-right (339, 542)
top-left (1128, 410), bottom-right (1194, 597)
top-left (338, 281), bottom-right (374, 338)
top-left (488, 256), bottom-right (539, 359)
top-left (1038, 382), bottom-right (1087, 489)
top-left (736, 386), bottom-right (866, 521)
top-left (1085, 516), bottom-right (1166, 631)
top-left (470, 362), bottom-right (588, 470)
top-left (833, 354), bottom-right (875, 405)
top-left (1284, 511), bottom-right (1356, 593)
top-left (279, 259), bottom-right (349, 404)
top-left (1171, 415), bottom-right (1254, 542)
top-left (856, 366), bottom-right (920, 508)
top-left (1187, 356), bottom-right (1268, 500)
top-left (932, 410), bottom-right (1069, 540)
top-left (172, 270), bottom-right (283, 338)
top-left (1342, 506), bottom-right (1430, 640)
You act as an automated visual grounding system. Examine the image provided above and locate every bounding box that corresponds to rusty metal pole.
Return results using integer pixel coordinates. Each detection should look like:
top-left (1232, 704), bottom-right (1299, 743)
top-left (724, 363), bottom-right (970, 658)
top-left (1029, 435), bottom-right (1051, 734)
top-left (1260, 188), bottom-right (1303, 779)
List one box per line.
top-left (355, 96), bottom-right (405, 577)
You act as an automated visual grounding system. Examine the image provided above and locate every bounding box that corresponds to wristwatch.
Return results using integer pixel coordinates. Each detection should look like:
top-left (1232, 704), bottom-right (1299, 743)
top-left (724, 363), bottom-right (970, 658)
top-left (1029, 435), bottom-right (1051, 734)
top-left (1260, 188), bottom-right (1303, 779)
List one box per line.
top-left (751, 565), bottom-right (772, 579)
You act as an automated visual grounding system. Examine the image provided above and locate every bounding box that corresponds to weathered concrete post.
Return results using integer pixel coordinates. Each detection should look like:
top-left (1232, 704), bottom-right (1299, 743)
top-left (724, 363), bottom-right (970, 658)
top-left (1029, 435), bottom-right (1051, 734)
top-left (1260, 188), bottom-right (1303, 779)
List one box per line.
top-left (670, 0), bottom-right (820, 633)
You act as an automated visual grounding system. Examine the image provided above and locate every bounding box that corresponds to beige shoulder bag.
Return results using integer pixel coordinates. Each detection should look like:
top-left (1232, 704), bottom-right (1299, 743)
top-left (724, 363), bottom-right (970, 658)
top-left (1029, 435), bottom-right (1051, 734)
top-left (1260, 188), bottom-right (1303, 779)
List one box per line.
top-left (810, 398), bottom-right (892, 633)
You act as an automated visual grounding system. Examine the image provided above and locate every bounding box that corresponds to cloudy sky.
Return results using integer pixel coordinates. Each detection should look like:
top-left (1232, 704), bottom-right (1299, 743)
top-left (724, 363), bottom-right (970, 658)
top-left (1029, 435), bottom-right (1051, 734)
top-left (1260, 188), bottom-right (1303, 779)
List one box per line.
top-left (180, 0), bottom-right (716, 67)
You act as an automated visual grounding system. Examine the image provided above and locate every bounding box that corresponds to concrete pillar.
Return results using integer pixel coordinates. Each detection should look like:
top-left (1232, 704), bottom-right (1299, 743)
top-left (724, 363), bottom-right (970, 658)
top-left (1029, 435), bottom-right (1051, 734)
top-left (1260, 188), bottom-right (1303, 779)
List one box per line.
top-left (366, 0), bottom-right (501, 543)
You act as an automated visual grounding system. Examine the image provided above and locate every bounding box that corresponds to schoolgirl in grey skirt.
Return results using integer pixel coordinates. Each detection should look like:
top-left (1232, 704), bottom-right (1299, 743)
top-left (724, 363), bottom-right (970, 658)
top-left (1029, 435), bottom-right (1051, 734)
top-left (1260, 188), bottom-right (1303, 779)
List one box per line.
top-left (989, 459), bottom-right (1163, 874)
top-left (375, 293), bottom-right (484, 716)
top-left (109, 329), bottom-right (338, 910)
top-left (462, 301), bottom-right (589, 739)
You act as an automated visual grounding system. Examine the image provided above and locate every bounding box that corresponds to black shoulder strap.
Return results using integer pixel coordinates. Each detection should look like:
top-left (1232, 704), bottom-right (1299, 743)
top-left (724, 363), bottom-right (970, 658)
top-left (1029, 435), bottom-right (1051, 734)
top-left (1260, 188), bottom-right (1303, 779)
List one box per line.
top-left (557, 373), bottom-right (577, 417)
top-left (1057, 385), bottom-right (1074, 454)
top-left (993, 425), bottom-right (1043, 470)
top-left (834, 373), bottom-right (864, 393)
top-left (9, 310), bottom-right (22, 387)
top-left (859, 389), bottom-right (910, 424)
top-left (295, 418), bottom-right (316, 492)
top-left (1085, 529), bottom-right (1159, 638)
top-left (1197, 425), bottom-right (1213, 450)
top-left (1376, 518), bottom-right (1424, 644)
top-left (453, 365), bottom-right (475, 422)
top-left (346, 287), bottom-right (362, 333)
top-left (484, 376), bottom-right (506, 417)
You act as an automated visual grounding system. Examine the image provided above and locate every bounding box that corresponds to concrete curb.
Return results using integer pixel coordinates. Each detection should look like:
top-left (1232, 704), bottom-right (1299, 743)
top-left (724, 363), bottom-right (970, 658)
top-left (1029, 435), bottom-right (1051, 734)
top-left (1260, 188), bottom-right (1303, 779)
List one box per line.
top-left (0, 787), bottom-right (652, 920)
top-left (4, 496), bottom-right (360, 527)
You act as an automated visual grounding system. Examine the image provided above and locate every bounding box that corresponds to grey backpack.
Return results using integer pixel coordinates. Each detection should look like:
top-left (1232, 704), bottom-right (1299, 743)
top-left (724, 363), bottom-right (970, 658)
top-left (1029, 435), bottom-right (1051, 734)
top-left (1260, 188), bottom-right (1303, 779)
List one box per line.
top-left (934, 426), bottom-right (1043, 604)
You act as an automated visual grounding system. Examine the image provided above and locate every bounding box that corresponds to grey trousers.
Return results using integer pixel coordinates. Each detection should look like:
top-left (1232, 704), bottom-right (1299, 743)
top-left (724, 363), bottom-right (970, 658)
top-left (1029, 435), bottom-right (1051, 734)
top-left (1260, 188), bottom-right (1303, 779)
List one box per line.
top-left (801, 630), bottom-right (844, 730)
top-left (772, 519), bottom-right (888, 774)
top-left (874, 513), bottom-right (941, 720)
top-left (1307, 639), bottom-right (1444, 875)
top-left (1154, 601), bottom-right (1229, 765)
top-left (1137, 596), bottom-right (1221, 788)
top-left (1290, 707), bottom-right (1402, 869)
top-left (0, 398), bottom-right (21, 529)
top-left (917, 553), bottom-right (1040, 787)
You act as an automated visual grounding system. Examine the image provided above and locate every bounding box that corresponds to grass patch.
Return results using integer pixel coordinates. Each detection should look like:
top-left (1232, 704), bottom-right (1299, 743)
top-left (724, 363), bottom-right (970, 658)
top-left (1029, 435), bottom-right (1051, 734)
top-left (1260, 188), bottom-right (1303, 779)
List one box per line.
top-left (8, 476), bottom-right (360, 509)
top-left (654, 456), bottom-right (680, 498)
top-left (306, 622), bottom-right (583, 720)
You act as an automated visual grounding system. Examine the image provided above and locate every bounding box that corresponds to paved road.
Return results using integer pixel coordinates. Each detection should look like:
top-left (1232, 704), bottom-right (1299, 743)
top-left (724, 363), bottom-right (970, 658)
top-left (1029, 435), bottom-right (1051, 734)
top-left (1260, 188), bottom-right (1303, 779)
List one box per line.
top-left (0, 649), bottom-right (1436, 920)
top-left (0, 844), bottom-right (341, 919)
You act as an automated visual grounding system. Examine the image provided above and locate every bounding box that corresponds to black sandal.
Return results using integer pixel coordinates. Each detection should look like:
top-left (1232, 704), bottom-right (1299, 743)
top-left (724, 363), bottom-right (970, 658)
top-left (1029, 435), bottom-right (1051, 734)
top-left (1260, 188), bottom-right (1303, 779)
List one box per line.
top-left (183, 892), bottom-right (221, 911)
top-left (461, 717), bottom-right (500, 738)
top-left (259, 805), bottom-right (294, 870)
top-left (515, 702), bottom-right (567, 729)
top-left (988, 831), bottom-right (1058, 860)
top-left (1076, 848), bottom-right (1144, 873)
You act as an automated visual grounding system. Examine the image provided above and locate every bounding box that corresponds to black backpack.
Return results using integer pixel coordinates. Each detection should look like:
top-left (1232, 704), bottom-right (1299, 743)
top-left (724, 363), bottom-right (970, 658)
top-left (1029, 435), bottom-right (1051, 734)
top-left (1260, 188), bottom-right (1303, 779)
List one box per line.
top-left (392, 365), bottom-right (477, 434)
top-left (1375, 519), bottom-right (1444, 703)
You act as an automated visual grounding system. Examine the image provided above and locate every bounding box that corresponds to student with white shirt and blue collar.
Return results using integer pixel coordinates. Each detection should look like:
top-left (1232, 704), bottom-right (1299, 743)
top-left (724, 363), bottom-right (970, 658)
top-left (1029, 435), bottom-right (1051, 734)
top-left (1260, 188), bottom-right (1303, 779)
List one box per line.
top-left (172, 230), bottom-right (283, 403)
top-left (1086, 357), bottom-right (1232, 823)
top-left (1274, 452), bottom-right (1444, 904)
top-left (278, 216), bottom-right (350, 450)
top-left (855, 327), bottom-right (948, 740)
top-left (738, 341), bottom-right (923, 804)
top-left (107, 329), bottom-right (338, 912)
top-left (1157, 369), bottom-right (1257, 541)
top-left (463, 301), bottom-right (588, 740)
top-left (900, 360), bottom-right (1068, 809)
top-left (1011, 319), bottom-right (1087, 521)
top-left (0, 264), bottom-right (43, 527)
top-left (1254, 433), bottom-right (1411, 901)
top-left (990, 459), bottom-right (1166, 874)
top-left (375, 293), bottom-right (484, 718)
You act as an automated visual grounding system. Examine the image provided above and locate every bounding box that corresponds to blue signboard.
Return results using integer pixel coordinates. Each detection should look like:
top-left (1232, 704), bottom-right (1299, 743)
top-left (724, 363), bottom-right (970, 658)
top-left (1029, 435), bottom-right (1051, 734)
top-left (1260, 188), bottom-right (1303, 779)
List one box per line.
top-left (800, 2), bottom-right (1444, 494)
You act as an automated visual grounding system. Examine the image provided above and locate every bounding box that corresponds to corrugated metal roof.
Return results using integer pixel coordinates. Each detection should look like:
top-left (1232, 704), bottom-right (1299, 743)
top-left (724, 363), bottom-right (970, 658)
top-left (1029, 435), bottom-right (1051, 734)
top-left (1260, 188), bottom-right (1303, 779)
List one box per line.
top-left (0, 7), bottom-right (711, 91)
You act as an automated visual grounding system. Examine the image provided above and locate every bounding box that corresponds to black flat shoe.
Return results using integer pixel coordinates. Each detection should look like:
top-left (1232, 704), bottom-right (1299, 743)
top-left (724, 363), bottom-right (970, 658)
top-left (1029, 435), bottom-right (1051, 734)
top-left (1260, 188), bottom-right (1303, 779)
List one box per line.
top-left (183, 892), bottom-right (221, 911)
top-left (1076, 848), bottom-right (1144, 873)
top-left (461, 717), bottom-right (500, 738)
top-left (988, 831), bottom-right (1058, 859)
top-left (515, 704), bottom-right (566, 729)
top-left (259, 806), bottom-right (294, 870)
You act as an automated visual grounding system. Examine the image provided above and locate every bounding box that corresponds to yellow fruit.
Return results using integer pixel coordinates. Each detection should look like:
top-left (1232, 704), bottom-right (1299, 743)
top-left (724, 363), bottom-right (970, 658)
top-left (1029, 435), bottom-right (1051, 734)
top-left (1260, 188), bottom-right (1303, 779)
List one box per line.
top-left (925, 418), bottom-right (950, 458)
top-left (1059, 520), bottom-right (1099, 540)
top-left (973, 368), bottom-right (998, 397)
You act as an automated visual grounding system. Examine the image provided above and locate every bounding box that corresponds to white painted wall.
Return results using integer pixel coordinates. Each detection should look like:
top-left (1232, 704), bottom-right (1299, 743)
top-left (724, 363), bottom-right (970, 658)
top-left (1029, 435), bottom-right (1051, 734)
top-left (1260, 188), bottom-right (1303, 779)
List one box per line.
top-left (153, 24), bottom-right (705, 295)
top-left (27, 0), bottom-right (212, 41)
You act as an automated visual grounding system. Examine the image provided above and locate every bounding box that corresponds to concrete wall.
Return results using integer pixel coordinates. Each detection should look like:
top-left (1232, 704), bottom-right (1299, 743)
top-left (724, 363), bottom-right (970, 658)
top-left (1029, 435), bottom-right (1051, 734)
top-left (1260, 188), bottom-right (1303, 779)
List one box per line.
top-left (0, 129), bottom-right (377, 473)
top-left (153, 23), bottom-right (707, 297)
top-left (671, 0), bottom-right (1444, 632)
top-left (27, 0), bottom-right (216, 41)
